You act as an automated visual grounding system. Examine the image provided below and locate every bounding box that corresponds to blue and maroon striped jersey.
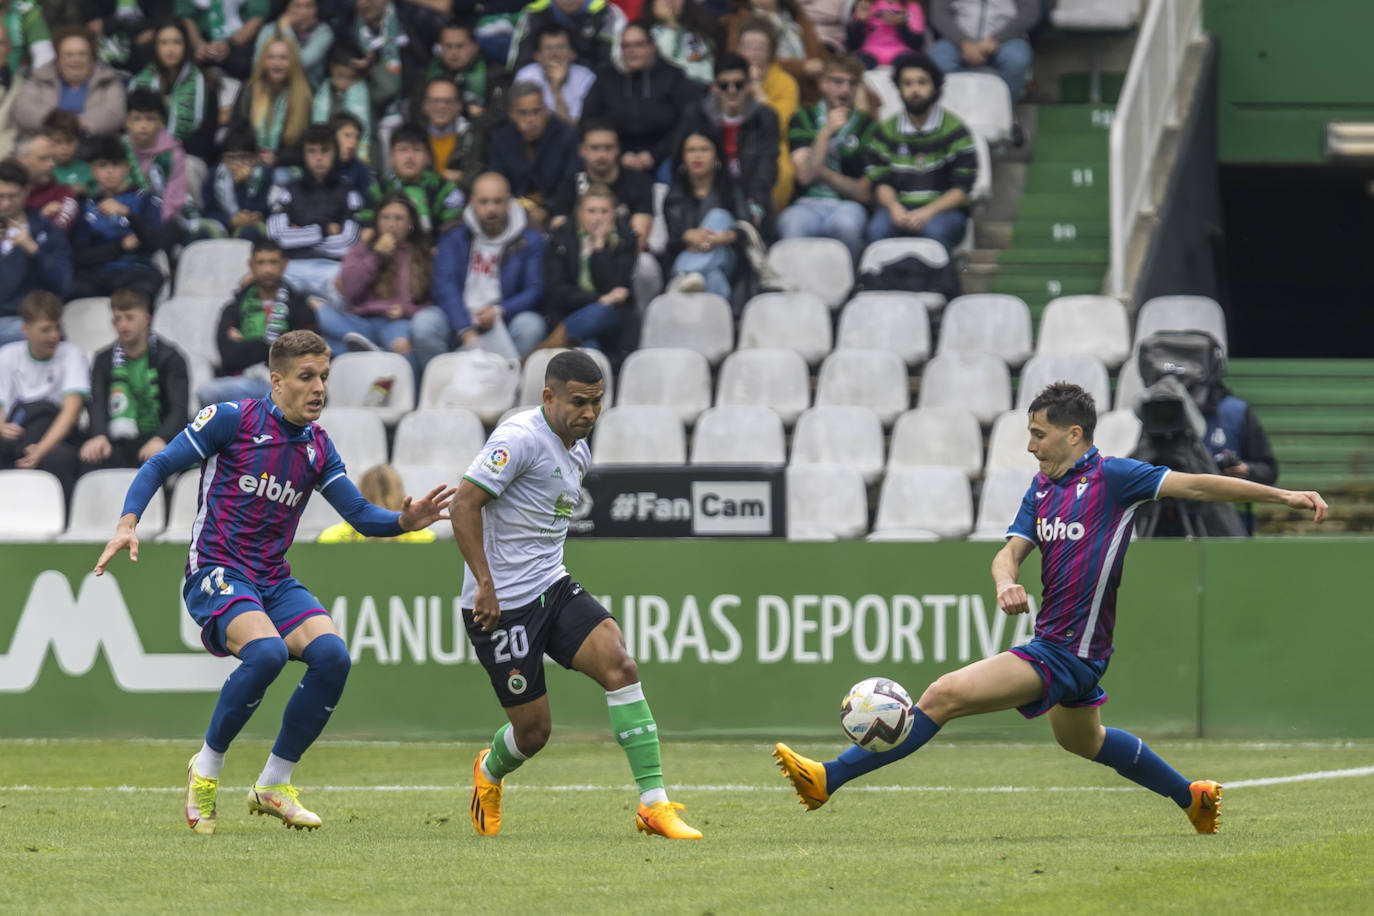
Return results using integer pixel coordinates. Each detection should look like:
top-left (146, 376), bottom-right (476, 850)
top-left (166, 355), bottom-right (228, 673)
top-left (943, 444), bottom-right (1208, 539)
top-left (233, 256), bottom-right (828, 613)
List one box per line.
top-left (181, 398), bottom-right (345, 585)
top-left (1006, 447), bottom-right (1169, 660)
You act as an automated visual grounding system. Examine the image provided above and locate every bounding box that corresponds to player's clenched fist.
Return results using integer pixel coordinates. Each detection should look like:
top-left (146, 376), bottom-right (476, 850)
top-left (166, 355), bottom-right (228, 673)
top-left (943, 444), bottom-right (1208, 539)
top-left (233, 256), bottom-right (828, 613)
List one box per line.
top-left (996, 582), bottom-right (1030, 615)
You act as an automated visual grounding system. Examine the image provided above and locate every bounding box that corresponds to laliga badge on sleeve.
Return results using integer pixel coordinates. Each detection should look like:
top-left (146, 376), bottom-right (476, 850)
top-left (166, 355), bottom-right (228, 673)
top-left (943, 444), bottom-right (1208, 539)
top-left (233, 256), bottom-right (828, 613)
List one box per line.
top-left (191, 404), bottom-right (217, 431)
top-left (483, 447), bottom-right (511, 477)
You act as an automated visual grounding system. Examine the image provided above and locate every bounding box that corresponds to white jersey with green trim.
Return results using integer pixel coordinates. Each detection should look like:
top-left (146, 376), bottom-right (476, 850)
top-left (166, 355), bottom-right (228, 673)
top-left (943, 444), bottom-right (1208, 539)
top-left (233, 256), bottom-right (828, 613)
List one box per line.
top-left (460, 407), bottom-right (591, 609)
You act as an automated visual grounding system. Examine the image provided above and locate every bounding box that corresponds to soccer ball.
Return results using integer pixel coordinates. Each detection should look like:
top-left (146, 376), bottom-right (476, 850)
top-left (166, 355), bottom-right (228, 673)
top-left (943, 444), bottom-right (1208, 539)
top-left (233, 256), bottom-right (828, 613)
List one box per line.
top-left (840, 677), bottom-right (914, 752)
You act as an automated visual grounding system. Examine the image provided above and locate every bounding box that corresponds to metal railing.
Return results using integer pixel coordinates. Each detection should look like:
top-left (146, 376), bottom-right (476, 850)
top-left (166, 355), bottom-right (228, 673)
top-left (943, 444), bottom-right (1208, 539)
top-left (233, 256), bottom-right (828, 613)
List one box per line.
top-left (1108, 0), bottom-right (1203, 298)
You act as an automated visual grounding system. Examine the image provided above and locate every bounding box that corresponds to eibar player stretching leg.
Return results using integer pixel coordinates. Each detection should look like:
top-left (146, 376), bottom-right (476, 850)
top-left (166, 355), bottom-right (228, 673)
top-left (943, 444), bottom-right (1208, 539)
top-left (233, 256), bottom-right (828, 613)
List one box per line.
top-left (775, 382), bottom-right (1327, 833)
top-left (454, 351), bottom-right (701, 839)
top-left (95, 331), bottom-right (454, 834)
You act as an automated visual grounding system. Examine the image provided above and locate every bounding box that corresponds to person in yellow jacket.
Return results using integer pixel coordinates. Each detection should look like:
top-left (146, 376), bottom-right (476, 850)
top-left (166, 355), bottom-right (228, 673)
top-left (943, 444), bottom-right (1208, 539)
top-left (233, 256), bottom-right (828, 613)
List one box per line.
top-left (734, 15), bottom-right (799, 213)
top-left (318, 464), bottom-right (438, 543)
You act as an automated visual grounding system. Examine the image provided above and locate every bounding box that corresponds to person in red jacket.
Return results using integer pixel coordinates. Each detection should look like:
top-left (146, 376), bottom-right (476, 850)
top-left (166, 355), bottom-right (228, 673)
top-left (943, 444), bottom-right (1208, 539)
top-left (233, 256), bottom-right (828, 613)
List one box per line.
top-left (18, 134), bottom-right (78, 235)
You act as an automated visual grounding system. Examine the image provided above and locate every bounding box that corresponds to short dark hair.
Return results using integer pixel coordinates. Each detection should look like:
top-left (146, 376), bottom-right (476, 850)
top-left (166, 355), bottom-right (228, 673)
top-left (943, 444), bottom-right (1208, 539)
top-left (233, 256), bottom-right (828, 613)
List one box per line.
top-left (546, 350), bottom-right (603, 388)
top-left (825, 53), bottom-right (865, 81)
top-left (222, 128), bottom-right (258, 155)
top-left (440, 20), bottom-right (476, 41)
top-left (20, 290), bottom-right (63, 324)
top-left (891, 52), bottom-right (944, 92)
top-left (269, 329), bottom-right (331, 375)
top-left (251, 237), bottom-right (284, 257)
top-left (1027, 382), bottom-right (1097, 441)
top-left (41, 109), bottom-right (81, 141)
top-left (714, 52), bottom-right (748, 78)
top-left (302, 124), bottom-right (338, 153)
top-left (328, 110), bottom-right (365, 135)
top-left (126, 88), bottom-right (167, 122)
top-left (88, 136), bottom-right (128, 167)
top-left (423, 77), bottom-right (460, 100)
top-left (578, 118), bottom-right (617, 142)
top-left (535, 21), bottom-right (572, 49)
top-left (328, 39), bottom-right (362, 69)
top-left (389, 123), bottom-right (429, 150)
top-left (0, 157), bottom-right (30, 188)
top-left (110, 288), bottom-right (152, 313)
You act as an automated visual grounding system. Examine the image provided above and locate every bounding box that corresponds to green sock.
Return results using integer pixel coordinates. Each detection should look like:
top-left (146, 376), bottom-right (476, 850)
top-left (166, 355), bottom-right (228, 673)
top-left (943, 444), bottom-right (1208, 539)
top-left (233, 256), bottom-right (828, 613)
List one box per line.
top-left (606, 683), bottom-right (665, 798)
top-left (482, 723), bottom-right (528, 782)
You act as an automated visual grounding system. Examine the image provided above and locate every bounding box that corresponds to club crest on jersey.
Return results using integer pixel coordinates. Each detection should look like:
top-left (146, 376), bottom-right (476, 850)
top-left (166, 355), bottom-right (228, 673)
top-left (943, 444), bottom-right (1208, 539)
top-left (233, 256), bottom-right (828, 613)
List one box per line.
top-left (1076, 477), bottom-right (1089, 499)
top-left (191, 404), bottom-right (216, 431)
top-left (484, 447), bottom-right (510, 476)
top-left (307, 445), bottom-right (317, 464)
top-left (1037, 516), bottom-right (1085, 542)
top-left (507, 670), bottom-right (527, 695)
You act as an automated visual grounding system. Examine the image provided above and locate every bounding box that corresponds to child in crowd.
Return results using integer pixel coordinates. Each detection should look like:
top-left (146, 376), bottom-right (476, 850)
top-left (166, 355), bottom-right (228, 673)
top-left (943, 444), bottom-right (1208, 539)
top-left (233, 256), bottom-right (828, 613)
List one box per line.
top-left (205, 129), bottom-right (274, 240)
top-left (42, 110), bottom-right (92, 197)
top-left (330, 111), bottom-right (377, 197)
top-left (312, 43), bottom-right (373, 165)
top-left (357, 125), bottom-right (463, 240)
top-left (123, 88), bottom-right (223, 242)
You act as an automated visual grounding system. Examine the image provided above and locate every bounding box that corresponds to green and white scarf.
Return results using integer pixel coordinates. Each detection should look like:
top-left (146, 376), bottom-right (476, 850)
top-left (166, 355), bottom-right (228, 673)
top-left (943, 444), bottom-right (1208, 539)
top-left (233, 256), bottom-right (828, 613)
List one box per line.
top-left (108, 337), bottom-right (161, 439)
top-left (129, 63), bottom-right (206, 142)
top-left (239, 285), bottom-right (292, 342)
top-left (354, 2), bottom-right (402, 78)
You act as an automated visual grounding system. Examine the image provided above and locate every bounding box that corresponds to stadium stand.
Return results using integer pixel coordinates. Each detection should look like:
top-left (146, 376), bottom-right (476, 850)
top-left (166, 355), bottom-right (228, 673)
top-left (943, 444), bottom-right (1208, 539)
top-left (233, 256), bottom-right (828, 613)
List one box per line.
top-left (815, 349), bottom-right (910, 427)
top-left (317, 408), bottom-right (389, 473)
top-left (326, 352), bottom-right (417, 427)
top-left (418, 352), bottom-right (520, 424)
top-left (616, 348), bottom-right (713, 426)
top-left (835, 293), bottom-right (933, 368)
top-left (936, 294), bottom-right (1034, 368)
top-left (888, 408), bottom-right (984, 478)
top-left (714, 349), bottom-right (811, 426)
top-left (736, 292), bottom-right (833, 366)
top-left (157, 472), bottom-right (202, 544)
top-left (391, 409), bottom-right (488, 470)
top-left (1014, 353), bottom-right (1111, 412)
top-left (785, 465), bottom-right (869, 541)
top-left (790, 406), bottom-right (886, 485)
top-left (1134, 295), bottom-right (1229, 354)
top-left (765, 238), bottom-right (854, 310)
top-left (640, 293), bottom-right (734, 365)
top-left (62, 298), bottom-right (114, 363)
top-left (590, 407), bottom-right (687, 465)
top-left (689, 406), bottom-right (786, 465)
top-left (917, 352), bottom-right (1013, 426)
top-left (872, 466), bottom-right (975, 540)
top-left (1036, 295), bottom-right (1132, 368)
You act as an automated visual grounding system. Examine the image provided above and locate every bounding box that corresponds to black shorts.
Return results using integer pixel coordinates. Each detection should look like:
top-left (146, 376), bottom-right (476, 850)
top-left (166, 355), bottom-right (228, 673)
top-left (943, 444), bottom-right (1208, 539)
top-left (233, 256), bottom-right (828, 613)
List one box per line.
top-left (463, 576), bottom-right (612, 707)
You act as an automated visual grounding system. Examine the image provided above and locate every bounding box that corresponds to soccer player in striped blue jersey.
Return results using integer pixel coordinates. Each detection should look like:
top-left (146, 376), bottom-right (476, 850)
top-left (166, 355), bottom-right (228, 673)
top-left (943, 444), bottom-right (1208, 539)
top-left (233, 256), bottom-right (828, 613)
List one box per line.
top-left (94, 330), bottom-right (454, 835)
top-left (775, 382), bottom-right (1328, 833)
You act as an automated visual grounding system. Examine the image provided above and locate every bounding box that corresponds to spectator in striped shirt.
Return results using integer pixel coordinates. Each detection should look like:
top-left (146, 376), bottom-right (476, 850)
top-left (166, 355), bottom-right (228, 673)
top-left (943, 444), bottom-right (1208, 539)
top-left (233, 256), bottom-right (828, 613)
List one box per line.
top-left (863, 51), bottom-right (976, 253)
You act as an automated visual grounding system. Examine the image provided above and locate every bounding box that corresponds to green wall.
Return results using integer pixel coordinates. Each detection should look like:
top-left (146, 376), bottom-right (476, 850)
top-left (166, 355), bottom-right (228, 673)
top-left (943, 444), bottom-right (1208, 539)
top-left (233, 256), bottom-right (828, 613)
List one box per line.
top-left (1204, 0), bottom-right (1374, 162)
top-left (0, 540), bottom-right (1366, 740)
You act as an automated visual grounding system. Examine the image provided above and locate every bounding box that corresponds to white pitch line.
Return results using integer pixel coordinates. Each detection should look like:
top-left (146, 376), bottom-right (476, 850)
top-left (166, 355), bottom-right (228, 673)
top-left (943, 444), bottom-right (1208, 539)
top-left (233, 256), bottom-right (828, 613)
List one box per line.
top-left (1225, 765), bottom-right (1374, 788)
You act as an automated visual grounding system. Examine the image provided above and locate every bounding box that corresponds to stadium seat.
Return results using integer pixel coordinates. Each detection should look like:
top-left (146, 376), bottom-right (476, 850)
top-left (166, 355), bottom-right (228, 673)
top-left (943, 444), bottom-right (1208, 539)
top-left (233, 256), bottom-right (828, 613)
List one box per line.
top-left (815, 349), bottom-right (909, 426)
top-left (648, 181), bottom-right (669, 255)
top-left (417, 350), bottom-right (519, 424)
top-left (872, 465), bottom-right (974, 539)
top-left (58, 469), bottom-right (165, 542)
top-left (392, 408), bottom-right (488, 470)
top-left (737, 292), bottom-right (833, 366)
top-left (690, 406), bottom-right (786, 465)
top-left (836, 293), bottom-right (933, 367)
top-left (590, 406), bottom-right (686, 465)
top-left (62, 297), bottom-right (112, 363)
top-left (715, 348), bottom-right (810, 425)
top-left (296, 490), bottom-right (344, 541)
top-left (1115, 354), bottom-right (1144, 412)
top-left (766, 237), bottom-right (854, 309)
top-left (157, 472), bottom-right (202, 543)
top-left (888, 407), bottom-right (983, 477)
top-left (317, 407), bottom-right (389, 472)
top-left (326, 352), bottom-right (416, 426)
top-left (969, 130), bottom-right (993, 204)
top-left (175, 238), bottom-right (253, 298)
top-left (941, 72), bottom-right (1014, 146)
top-left (858, 236), bottom-right (948, 276)
top-left (1134, 295), bottom-right (1228, 354)
top-left (152, 296), bottom-right (226, 369)
top-left (520, 347), bottom-right (616, 407)
top-left (496, 405), bottom-right (533, 427)
top-left (984, 409), bottom-right (1039, 475)
top-left (1051, 0), bottom-right (1141, 29)
top-left (917, 352), bottom-right (1012, 425)
top-left (1036, 295), bottom-right (1131, 368)
top-left (937, 294), bottom-right (1034, 367)
top-left (185, 351), bottom-right (215, 415)
top-left (640, 292), bottom-right (734, 365)
top-left (786, 465), bottom-right (869, 540)
top-left (790, 406), bottom-right (886, 484)
top-left (394, 463), bottom-right (461, 538)
top-left (970, 468), bottom-right (1035, 541)
top-left (0, 469), bottom-right (65, 540)
top-left (616, 348), bottom-right (712, 425)
top-left (1015, 353), bottom-right (1111, 412)
top-left (1095, 409), bottom-right (1143, 458)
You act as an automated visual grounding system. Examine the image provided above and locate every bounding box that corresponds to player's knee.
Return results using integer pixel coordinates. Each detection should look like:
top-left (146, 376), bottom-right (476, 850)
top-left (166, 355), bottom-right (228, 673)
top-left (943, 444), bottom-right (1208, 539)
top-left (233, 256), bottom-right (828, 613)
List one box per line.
top-left (1054, 725), bottom-right (1104, 759)
top-left (241, 636), bottom-right (290, 676)
top-left (302, 634), bottom-right (351, 686)
top-left (514, 720), bottom-right (551, 754)
top-left (604, 653), bottom-right (639, 690)
top-left (917, 676), bottom-right (963, 720)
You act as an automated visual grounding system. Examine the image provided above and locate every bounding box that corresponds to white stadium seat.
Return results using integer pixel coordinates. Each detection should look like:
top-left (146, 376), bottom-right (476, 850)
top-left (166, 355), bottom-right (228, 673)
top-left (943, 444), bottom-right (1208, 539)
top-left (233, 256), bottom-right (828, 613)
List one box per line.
top-left (1036, 295), bottom-right (1131, 368)
top-left (317, 407), bottom-right (389, 473)
top-left (1015, 353), bottom-right (1111, 412)
top-left (326, 351), bottom-right (416, 426)
top-left (815, 349), bottom-right (909, 426)
top-left (941, 71), bottom-right (1014, 146)
top-left (175, 238), bottom-right (253, 298)
top-left (62, 297), bottom-right (112, 362)
top-left (296, 490), bottom-right (343, 541)
top-left (0, 470), bottom-right (65, 540)
top-left (872, 465), bottom-right (974, 540)
top-left (766, 237), bottom-right (854, 309)
top-left (984, 409), bottom-right (1039, 475)
top-left (971, 468), bottom-right (1035, 541)
top-left (59, 469), bottom-right (165, 542)
top-left (520, 347), bottom-right (615, 407)
top-left (417, 350), bottom-right (518, 424)
top-left (185, 351), bottom-right (216, 415)
top-left (157, 471), bottom-right (203, 543)
top-left (616, 348), bottom-right (712, 425)
top-left (392, 408), bottom-right (488, 470)
top-left (836, 293), bottom-right (933, 367)
top-left (917, 352), bottom-right (1012, 425)
top-left (715, 348), bottom-right (810, 425)
top-left (969, 129), bottom-right (993, 203)
top-left (859, 236), bottom-right (948, 276)
top-left (786, 465), bottom-right (869, 540)
top-left (152, 295), bottom-right (226, 369)
top-left (737, 292), bottom-right (833, 366)
top-left (1095, 409), bottom-right (1143, 458)
top-left (864, 66), bottom-right (902, 122)
top-left (1115, 354), bottom-right (1145, 412)
top-left (1134, 295), bottom-right (1228, 354)
top-left (888, 407), bottom-right (983, 477)
top-left (394, 463), bottom-right (461, 538)
top-left (640, 292), bottom-right (734, 365)
top-left (591, 406), bottom-right (686, 465)
top-left (937, 294), bottom-right (1034, 367)
top-left (790, 406), bottom-right (885, 484)
top-left (690, 406), bottom-right (786, 465)
top-left (1052, 0), bottom-right (1141, 29)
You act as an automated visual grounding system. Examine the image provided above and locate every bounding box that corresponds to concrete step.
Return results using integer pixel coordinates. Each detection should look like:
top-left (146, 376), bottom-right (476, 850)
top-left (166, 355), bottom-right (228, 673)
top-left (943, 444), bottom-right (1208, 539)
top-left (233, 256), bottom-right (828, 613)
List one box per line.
top-left (1015, 192), bottom-right (1109, 221)
top-left (1022, 161), bottom-right (1109, 194)
top-left (1035, 104), bottom-right (1116, 133)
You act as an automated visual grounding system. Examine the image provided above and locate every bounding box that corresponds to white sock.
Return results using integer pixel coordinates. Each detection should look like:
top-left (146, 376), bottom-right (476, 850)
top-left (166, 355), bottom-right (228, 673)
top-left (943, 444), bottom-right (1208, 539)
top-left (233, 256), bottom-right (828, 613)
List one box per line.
top-left (640, 787), bottom-right (669, 807)
top-left (257, 753), bottom-right (295, 787)
top-left (195, 743), bottom-right (225, 779)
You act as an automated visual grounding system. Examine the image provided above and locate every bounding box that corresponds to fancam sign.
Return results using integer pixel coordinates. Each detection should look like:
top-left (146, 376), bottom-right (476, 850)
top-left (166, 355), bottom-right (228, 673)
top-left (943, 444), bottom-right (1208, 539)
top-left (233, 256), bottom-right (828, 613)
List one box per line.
top-left (572, 468), bottom-right (785, 537)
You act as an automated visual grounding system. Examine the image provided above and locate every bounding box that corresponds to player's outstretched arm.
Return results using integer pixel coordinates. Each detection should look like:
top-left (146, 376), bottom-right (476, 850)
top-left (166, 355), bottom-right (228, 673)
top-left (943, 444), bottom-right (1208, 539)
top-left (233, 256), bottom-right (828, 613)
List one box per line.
top-left (1158, 472), bottom-right (1328, 524)
top-left (991, 536), bottom-right (1035, 615)
top-left (399, 484), bottom-right (458, 531)
top-left (94, 513), bottom-right (139, 575)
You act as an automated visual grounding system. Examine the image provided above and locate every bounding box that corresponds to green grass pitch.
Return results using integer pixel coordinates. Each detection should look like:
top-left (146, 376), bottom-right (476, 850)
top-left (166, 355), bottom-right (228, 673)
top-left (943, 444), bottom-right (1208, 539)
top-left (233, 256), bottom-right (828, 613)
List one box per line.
top-left (2, 738), bottom-right (1372, 914)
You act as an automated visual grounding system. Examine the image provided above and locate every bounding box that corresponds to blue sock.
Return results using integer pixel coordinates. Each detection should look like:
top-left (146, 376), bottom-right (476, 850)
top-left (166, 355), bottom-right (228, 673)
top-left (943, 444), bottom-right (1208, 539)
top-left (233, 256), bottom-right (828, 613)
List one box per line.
top-left (205, 637), bottom-right (289, 752)
top-left (1093, 727), bottom-right (1193, 808)
top-left (823, 708), bottom-right (942, 792)
top-left (271, 635), bottom-right (351, 762)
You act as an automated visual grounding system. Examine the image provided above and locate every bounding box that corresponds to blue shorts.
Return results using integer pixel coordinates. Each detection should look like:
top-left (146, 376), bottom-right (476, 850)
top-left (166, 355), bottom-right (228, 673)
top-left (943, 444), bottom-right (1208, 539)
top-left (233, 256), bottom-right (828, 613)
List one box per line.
top-left (183, 565), bottom-right (328, 658)
top-left (1009, 637), bottom-right (1110, 719)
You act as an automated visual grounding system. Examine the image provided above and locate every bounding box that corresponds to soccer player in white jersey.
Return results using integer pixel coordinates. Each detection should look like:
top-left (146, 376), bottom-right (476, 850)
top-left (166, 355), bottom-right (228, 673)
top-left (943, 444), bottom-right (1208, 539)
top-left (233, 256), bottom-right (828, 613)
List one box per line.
top-left (453, 351), bottom-right (702, 839)
top-left (775, 382), bottom-right (1328, 833)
